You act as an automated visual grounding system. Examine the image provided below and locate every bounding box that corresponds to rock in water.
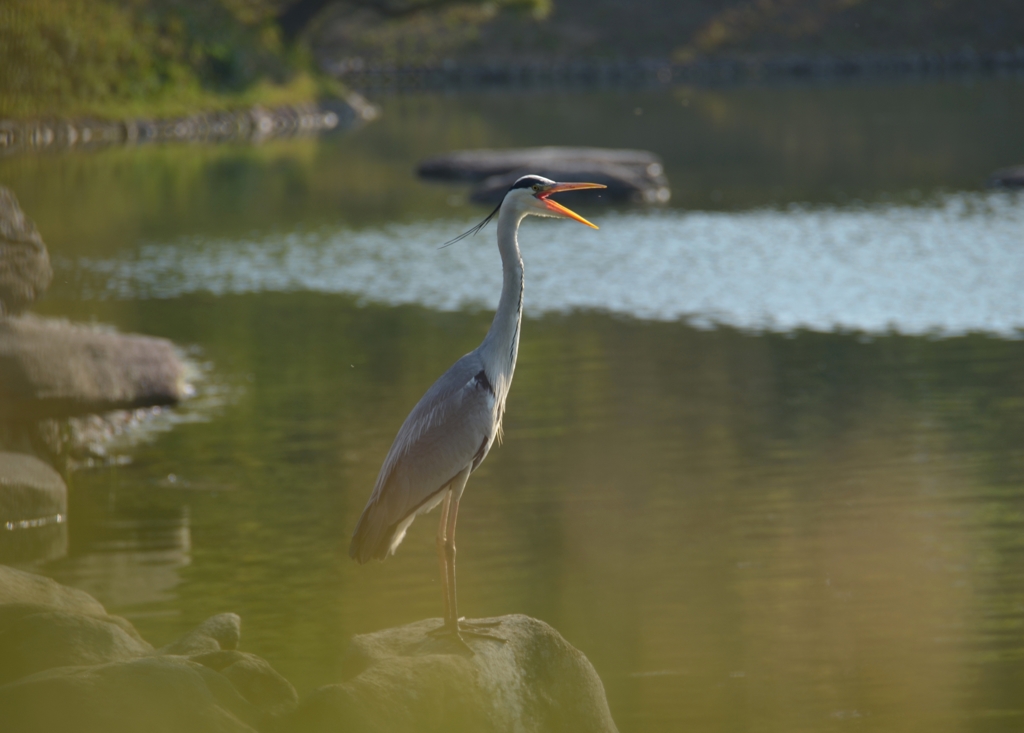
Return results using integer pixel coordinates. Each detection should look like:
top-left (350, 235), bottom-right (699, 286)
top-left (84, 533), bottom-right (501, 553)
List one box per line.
top-left (987, 165), bottom-right (1024, 188)
top-left (0, 453), bottom-right (68, 563)
top-left (471, 163), bottom-right (670, 205)
top-left (0, 315), bottom-right (185, 419)
top-left (285, 615), bottom-right (620, 733)
top-left (0, 188), bottom-right (51, 316)
top-left (418, 147), bottom-right (661, 182)
top-left (417, 146), bottom-right (671, 205)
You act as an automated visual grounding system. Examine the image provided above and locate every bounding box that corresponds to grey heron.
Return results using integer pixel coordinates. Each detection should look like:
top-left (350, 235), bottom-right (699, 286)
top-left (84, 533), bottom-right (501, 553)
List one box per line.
top-left (349, 175), bottom-right (605, 643)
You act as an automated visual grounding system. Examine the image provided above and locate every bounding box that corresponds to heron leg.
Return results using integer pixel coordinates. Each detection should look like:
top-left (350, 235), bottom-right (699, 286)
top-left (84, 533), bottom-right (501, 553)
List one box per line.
top-left (435, 488), bottom-right (453, 627)
top-left (443, 466), bottom-right (505, 643)
top-left (443, 465), bottom-right (471, 632)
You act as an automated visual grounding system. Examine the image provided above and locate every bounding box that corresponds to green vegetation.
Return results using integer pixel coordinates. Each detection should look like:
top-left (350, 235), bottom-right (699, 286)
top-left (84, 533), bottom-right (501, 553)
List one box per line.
top-left (0, 0), bottom-right (303, 119)
top-left (2, 0), bottom-right (1020, 120)
top-left (0, 0), bottom-right (546, 120)
top-left (316, 0), bottom-right (1024, 66)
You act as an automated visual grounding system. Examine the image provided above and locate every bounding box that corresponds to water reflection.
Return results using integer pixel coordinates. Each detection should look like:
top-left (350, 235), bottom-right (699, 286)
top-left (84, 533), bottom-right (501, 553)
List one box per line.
top-left (47, 499), bottom-right (191, 618)
top-left (0, 519), bottom-right (67, 564)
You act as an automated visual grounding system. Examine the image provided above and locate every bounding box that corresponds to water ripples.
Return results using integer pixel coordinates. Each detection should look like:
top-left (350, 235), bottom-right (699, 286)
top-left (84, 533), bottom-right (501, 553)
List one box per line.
top-left (69, 192), bottom-right (1024, 337)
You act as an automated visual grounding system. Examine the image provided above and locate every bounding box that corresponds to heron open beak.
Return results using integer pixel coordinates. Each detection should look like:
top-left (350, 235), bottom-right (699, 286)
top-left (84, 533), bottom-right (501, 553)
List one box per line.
top-left (538, 182), bottom-right (606, 229)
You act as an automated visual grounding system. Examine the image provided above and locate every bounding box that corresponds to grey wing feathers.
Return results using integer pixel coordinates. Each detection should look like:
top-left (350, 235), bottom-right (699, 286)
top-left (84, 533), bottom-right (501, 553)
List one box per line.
top-left (349, 353), bottom-right (496, 563)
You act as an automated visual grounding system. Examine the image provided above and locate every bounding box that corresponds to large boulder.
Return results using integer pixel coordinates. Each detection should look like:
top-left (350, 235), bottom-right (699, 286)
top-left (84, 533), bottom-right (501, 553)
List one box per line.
top-left (0, 187), bottom-right (51, 316)
top-left (0, 315), bottom-right (186, 419)
top-left (0, 453), bottom-right (67, 563)
top-left (285, 615), bottom-right (619, 733)
top-left (0, 566), bottom-right (297, 732)
top-left (417, 147), bottom-right (671, 205)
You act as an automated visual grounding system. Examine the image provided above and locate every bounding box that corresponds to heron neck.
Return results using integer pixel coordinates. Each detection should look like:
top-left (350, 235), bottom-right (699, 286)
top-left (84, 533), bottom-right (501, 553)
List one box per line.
top-left (480, 205), bottom-right (525, 398)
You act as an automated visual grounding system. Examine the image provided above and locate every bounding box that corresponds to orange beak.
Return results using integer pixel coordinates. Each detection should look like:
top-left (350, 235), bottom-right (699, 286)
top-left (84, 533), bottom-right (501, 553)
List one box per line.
top-left (537, 182), bottom-right (606, 229)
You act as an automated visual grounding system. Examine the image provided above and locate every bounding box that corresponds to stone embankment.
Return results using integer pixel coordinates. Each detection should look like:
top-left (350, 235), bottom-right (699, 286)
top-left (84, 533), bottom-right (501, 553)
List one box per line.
top-left (329, 47), bottom-right (1024, 90)
top-left (0, 95), bottom-right (377, 156)
top-left (0, 565), bottom-right (619, 733)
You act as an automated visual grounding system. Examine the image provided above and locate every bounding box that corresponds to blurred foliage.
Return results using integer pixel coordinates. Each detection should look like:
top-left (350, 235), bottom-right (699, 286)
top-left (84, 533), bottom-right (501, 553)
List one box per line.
top-left (0, 0), bottom-right (547, 119)
top-left (0, 0), bottom-right (301, 118)
top-left (349, 0), bottom-right (1024, 65)
top-left (682, 0), bottom-right (1024, 57)
top-left (312, 3), bottom-right (526, 66)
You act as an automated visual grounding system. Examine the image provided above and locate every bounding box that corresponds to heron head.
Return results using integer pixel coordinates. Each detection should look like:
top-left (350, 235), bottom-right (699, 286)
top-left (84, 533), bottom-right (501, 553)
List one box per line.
top-left (441, 174), bottom-right (605, 248)
top-left (506, 175), bottom-right (605, 228)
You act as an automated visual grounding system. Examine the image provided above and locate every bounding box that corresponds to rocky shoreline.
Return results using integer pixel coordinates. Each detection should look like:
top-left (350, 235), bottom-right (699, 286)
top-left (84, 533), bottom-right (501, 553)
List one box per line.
top-left (0, 95), bottom-right (378, 157)
top-left (327, 47), bottom-right (1024, 90)
top-left (0, 565), bottom-right (619, 733)
top-left (0, 186), bottom-right (190, 562)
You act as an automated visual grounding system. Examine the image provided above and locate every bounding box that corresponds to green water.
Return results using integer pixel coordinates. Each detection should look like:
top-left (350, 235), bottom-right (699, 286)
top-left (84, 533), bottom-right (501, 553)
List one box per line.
top-left (4, 78), bottom-right (1024, 731)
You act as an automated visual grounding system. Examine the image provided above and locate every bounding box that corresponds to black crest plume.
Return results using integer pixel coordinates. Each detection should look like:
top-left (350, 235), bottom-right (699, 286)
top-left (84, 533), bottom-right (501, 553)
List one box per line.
top-left (440, 176), bottom-right (549, 249)
top-left (440, 200), bottom-right (502, 249)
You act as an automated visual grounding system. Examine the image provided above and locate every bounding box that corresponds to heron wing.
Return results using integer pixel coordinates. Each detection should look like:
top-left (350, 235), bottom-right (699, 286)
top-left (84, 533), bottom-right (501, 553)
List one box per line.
top-left (349, 353), bottom-right (497, 562)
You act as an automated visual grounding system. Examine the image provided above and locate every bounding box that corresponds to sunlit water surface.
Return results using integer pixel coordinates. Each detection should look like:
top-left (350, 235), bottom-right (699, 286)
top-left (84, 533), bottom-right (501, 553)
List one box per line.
top-left (3, 79), bottom-right (1024, 733)
top-left (77, 191), bottom-right (1024, 335)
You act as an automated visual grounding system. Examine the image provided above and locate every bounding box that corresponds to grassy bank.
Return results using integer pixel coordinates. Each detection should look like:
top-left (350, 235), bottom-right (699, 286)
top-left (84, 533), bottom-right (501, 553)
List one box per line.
top-left (0, 0), bottom-right (327, 120)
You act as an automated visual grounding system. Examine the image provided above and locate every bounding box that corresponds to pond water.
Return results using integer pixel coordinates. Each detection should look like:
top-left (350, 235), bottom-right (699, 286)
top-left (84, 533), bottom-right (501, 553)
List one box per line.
top-left (4, 78), bottom-right (1024, 732)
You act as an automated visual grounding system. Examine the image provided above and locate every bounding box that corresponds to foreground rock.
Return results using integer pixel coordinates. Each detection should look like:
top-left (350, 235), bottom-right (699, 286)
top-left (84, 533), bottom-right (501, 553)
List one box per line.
top-left (0, 315), bottom-right (185, 419)
top-left (0, 565), bottom-right (296, 733)
top-left (418, 146), bottom-right (670, 205)
top-left (0, 187), bottom-right (51, 316)
top-left (285, 615), bottom-right (619, 733)
top-left (0, 452), bottom-right (67, 563)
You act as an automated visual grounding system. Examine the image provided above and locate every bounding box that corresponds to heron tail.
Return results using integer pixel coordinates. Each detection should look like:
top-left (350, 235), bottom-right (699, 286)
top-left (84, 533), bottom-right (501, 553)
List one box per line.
top-left (348, 499), bottom-right (395, 563)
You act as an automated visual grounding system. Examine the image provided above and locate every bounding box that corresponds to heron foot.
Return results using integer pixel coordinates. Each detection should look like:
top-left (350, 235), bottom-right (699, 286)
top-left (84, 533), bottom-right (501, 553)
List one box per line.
top-left (426, 618), bottom-right (507, 650)
top-left (456, 617), bottom-right (506, 640)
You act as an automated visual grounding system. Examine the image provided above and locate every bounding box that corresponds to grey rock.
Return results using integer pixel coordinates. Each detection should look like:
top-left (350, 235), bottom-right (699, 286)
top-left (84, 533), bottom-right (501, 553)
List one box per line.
top-left (0, 451), bottom-right (66, 524)
top-left (417, 147), bottom-right (670, 205)
top-left (0, 187), bottom-right (51, 315)
top-left (285, 614), bottom-right (619, 733)
top-left (418, 146), bottom-right (662, 182)
top-left (0, 656), bottom-right (260, 733)
top-left (470, 162), bottom-right (670, 205)
top-left (0, 453), bottom-right (68, 563)
top-left (160, 612), bottom-right (242, 656)
top-left (988, 164), bottom-right (1024, 188)
top-left (0, 315), bottom-right (185, 419)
